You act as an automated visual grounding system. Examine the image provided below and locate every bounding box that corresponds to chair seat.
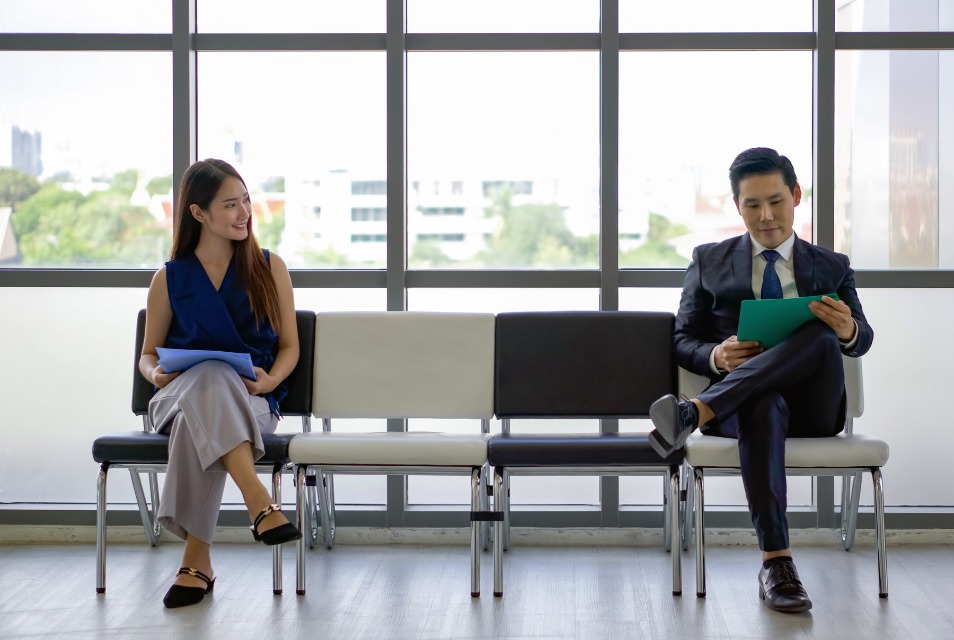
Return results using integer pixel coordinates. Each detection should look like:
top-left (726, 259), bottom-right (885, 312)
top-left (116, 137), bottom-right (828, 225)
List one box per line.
top-left (685, 432), bottom-right (889, 469)
top-left (488, 433), bottom-right (683, 467)
top-left (92, 431), bottom-right (296, 465)
top-left (289, 432), bottom-right (490, 467)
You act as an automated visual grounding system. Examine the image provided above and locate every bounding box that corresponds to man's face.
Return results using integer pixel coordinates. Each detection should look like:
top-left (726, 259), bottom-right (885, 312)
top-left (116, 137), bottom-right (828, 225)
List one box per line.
top-left (735, 171), bottom-right (800, 249)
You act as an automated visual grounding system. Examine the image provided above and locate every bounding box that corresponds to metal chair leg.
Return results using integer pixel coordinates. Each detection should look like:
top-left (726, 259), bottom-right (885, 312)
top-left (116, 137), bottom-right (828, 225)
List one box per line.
top-left (663, 473), bottom-right (672, 552)
top-left (271, 466), bottom-right (283, 595)
top-left (96, 465), bottom-right (108, 593)
top-left (669, 466), bottom-right (682, 596)
top-left (470, 467), bottom-right (481, 597)
top-left (872, 467), bottom-right (888, 598)
top-left (841, 471), bottom-right (863, 550)
top-left (129, 469), bottom-right (159, 547)
top-left (316, 469), bottom-right (334, 549)
top-left (295, 465), bottom-right (307, 595)
top-left (493, 467), bottom-right (504, 597)
top-left (694, 467), bottom-right (706, 598)
top-left (480, 461), bottom-right (491, 552)
top-left (502, 470), bottom-right (511, 552)
top-left (681, 460), bottom-right (693, 552)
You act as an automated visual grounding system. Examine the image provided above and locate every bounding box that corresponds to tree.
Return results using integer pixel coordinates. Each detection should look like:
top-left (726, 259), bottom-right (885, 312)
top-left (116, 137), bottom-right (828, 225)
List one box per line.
top-left (619, 212), bottom-right (690, 268)
top-left (11, 179), bottom-right (165, 266)
top-left (480, 190), bottom-right (598, 268)
top-left (0, 167), bottom-right (41, 209)
top-left (146, 175), bottom-right (173, 197)
top-left (255, 205), bottom-right (286, 251)
top-left (410, 238), bottom-right (453, 268)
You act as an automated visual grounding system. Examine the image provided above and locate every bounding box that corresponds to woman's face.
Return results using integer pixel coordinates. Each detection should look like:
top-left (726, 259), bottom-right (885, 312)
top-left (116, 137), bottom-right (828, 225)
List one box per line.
top-left (191, 176), bottom-right (251, 243)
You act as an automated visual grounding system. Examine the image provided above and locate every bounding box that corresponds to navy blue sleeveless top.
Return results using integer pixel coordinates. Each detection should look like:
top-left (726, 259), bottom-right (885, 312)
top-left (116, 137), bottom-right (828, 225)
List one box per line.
top-left (164, 250), bottom-right (286, 416)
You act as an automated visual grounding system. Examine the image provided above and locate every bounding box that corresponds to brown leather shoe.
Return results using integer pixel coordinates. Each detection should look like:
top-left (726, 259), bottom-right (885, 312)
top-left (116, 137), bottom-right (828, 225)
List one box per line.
top-left (758, 557), bottom-right (813, 613)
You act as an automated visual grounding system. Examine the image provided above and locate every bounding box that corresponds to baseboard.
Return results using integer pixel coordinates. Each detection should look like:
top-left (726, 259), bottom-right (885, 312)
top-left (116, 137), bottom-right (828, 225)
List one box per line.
top-left (2, 524), bottom-right (953, 546)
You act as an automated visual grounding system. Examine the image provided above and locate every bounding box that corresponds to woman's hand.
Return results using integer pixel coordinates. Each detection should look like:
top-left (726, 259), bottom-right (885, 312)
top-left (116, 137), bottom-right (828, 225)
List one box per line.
top-left (151, 366), bottom-right (181, 389)
top-left (242, 366), bottom-right (277, 396)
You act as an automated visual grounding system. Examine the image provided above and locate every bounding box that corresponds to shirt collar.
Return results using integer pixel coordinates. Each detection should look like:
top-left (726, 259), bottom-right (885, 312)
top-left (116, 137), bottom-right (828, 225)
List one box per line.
top-left (750, 232), bottom-right (795, 262)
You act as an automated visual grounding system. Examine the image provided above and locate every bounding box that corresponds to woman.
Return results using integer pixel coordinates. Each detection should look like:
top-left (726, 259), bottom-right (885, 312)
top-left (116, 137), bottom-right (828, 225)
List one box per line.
top-left (139, 159), bottom-right (302, 608)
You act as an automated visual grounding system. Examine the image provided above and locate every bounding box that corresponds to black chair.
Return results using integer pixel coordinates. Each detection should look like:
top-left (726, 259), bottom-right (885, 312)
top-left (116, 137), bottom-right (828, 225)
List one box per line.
top-left (92, 309), bottom-right (316, 594)
top-left (488, 311), bottom-right (684, 597)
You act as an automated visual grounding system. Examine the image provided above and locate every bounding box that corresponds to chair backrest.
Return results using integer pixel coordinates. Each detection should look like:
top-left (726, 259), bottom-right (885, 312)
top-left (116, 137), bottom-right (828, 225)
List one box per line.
top-left (679, 354), bottom-right (865, 428)
top-left (131, 309), bottom-right (317, 417)
top-left (843, 355), bottom-right (864, 422)
top-left (494, 311), bottom-right (677, 418)
top-left (313, 311), bottom-right (496, 419)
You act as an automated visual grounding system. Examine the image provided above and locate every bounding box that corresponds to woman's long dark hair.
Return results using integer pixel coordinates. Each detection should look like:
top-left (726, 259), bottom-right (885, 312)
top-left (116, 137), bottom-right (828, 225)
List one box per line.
top-left (171, 159), bottom-right (281, 331)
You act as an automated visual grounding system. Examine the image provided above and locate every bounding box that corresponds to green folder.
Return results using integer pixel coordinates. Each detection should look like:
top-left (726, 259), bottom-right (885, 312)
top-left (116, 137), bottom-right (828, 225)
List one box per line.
top-left (737, 293), bottom-right (839, 348)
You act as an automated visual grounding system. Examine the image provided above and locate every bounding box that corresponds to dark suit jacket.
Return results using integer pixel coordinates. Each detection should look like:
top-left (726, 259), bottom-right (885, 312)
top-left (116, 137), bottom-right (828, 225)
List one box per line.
top-left (673, 233), bottom-right (874, 378)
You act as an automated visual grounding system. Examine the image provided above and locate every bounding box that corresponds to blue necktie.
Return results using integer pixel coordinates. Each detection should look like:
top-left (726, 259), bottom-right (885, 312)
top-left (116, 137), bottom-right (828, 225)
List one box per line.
top-left (761, 250), bottom-right (783, 300)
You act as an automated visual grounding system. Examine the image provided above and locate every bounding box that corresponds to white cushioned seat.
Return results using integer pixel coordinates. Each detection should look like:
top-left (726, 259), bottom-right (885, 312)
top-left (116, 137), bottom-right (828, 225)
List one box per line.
top-left (686, 432), bottom-right (890, 469)
top-left (289, 432), bottom-right (490, 467)
top-left (314, 311), bottom-right (495, 419)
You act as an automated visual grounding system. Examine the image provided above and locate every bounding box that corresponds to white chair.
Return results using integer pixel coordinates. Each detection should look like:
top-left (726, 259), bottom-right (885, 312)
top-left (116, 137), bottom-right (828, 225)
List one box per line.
top-left (289, 311), bottom-right (496, 597)
top-left (682, 356), bottom-right (889, 598)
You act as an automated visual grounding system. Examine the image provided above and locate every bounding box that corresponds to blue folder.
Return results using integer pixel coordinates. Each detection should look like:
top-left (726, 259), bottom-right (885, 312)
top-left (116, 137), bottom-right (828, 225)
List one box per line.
top-left (156, 347), bottom-right (256, 379)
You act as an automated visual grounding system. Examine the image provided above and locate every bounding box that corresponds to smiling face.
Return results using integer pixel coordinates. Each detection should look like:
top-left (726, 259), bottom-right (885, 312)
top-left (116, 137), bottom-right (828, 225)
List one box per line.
top-left (190, 176), bottom-right (251, 243)
top-left (735, 171), bottom-right (801, 249)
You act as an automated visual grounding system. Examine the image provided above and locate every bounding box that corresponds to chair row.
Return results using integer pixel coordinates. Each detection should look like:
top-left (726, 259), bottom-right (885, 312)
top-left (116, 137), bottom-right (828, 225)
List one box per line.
top-left (93, 310), bottom-right (888, 600)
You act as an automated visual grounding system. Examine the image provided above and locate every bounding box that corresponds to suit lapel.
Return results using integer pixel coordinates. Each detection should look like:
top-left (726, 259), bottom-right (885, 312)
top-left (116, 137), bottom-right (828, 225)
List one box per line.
top-left (732, 234), bottom-right (755, 300)
top-left (792, 235), bottom-right (814, 296)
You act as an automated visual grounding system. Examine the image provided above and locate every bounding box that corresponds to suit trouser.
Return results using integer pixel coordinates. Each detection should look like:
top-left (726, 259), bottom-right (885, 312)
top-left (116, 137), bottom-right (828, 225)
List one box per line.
top-left (149, 360), bottom-right (278, 544)
top-left (698, 322), bottom-right (846, 552)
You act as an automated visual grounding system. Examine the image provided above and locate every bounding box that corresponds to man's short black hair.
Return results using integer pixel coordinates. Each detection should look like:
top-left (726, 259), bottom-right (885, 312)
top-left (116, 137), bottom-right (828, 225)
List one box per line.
top-left (729, 147), bottom-right (798, 200)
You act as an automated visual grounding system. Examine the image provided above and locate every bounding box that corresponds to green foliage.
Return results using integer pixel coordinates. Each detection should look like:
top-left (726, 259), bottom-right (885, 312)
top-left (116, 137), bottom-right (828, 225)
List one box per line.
top-left (619, 212), bottom-right (691, 268)
top-left (261, 176), bottom-right (285, 193)
top-left (0, 168), bottom-right (41, 209)
top-left (410, 239), bottom-right (454, 268)
top-left (302, 246), bottom-right (351, 268)
top-left (255, 205), bottom-right (286, 251)
top-left (11, 175), bottom-right (166, 266)
top-left (109, 169), bottom-right (140, 197)
top-left (480, 191), bottom-right (598, 268)
top-left (145, 175), bottom-right (174, 197)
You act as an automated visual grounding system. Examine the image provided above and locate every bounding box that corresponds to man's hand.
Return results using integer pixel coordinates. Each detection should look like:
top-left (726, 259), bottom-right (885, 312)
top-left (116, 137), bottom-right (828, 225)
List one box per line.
top-left (809, 295), bottom-right (856, 342)
top-left (714, 335), bottom-right (763, 372)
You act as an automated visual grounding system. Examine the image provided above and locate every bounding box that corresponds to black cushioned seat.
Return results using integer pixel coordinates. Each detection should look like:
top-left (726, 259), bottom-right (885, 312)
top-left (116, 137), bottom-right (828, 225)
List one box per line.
top-left (92, 309), bottom-right (316, 596)
top-left (487, 433), bottom-right (683, 468)
top-left (490, 311), bottom-right (683, 597)
top-left (92, 431), bottom-right (297, 466)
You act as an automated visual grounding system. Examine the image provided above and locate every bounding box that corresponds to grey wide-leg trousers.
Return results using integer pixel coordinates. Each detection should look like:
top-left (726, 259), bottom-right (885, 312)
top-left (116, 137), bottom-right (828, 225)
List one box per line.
top-left (149, 360), bottom-right (278, 543)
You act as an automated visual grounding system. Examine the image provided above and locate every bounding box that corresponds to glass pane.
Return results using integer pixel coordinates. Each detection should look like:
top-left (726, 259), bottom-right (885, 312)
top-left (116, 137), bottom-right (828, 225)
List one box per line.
top-left (0, 0), bottom-right (169, 33)
top-left (408, 288), bottom-right (599, 313)
top-left (0, 52), bottom-right (172, 268)
top-left (836, 0), bottom-right (954, 31)
top-left (620, 0), bottom-right (810, 33)
top-left (619, 52), bottom-right (813, 268)
top-left (408, 0), bottom-right (598, 33)
top-left (835, 50), bottom-right (951, 268)
top-left (197, 53), bottom-right (387, 269)
top-left (198, 0), bottom-right (383, 33)
top-left (407, 53), bottom-right (600, 270)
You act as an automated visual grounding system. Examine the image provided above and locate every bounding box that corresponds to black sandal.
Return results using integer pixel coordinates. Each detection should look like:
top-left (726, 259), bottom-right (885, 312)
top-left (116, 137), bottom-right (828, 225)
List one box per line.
top-left (163, 567), bottom-right (215, 609)
top-left (250, 503), bottom-right (302, 546)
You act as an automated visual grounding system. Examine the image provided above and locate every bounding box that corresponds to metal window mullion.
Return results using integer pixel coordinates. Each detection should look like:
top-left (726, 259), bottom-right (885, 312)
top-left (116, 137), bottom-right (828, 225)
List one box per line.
top-left (813, 0), bottom-right (837, 526)
top-left (600, 0), bottom-right (621, 527)
top-left (385, 0), bottom-right (407, 528)
top-left (171, 0), bottom-right (196, 213)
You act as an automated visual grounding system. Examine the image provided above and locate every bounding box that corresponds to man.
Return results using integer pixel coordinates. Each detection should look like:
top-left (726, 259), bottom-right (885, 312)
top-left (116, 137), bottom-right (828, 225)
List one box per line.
top-left (648, 147), bottom-right (873, 613)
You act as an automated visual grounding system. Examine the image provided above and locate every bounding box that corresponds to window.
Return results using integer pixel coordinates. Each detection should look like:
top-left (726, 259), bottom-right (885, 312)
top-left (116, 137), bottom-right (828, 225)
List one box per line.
top-left (351, 207), bottom-right (387, 222)
top-left (351, 180), bottom-right (388, 196)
